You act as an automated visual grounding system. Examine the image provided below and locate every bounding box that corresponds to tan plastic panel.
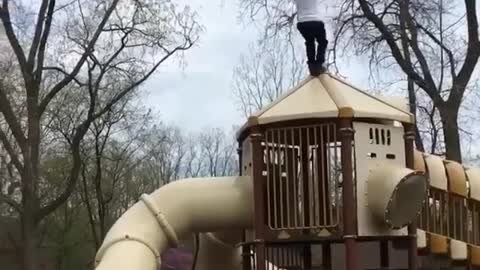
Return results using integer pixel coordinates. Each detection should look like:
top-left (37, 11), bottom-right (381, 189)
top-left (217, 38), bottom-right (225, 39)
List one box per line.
top-left (417, 229), bottom-right (427, 249)
top-left (257, 78), bottom-right (338, 124)
top-left (354, 122), bottom-right (407, 236)
top-left (450, 239), bottom-right (468, 261)
top-left (429, 233), bottom-right (449, 255)
top-left (467, 168), bottom-right (480, 201)
top-left (424, 154), bottom-right (448, 191)
top-left (320, 74), bottom-right (413, 123)
top-left (471, 245), bottom-right (480, 266)
top-left (445, 161), bottom-right (468, 197)
top-left (241, 137), bottom-right (252, 177)
top-left (375, 96), bottom-right (409, 112)
top-left (414, 150), bottom-right (426, 173)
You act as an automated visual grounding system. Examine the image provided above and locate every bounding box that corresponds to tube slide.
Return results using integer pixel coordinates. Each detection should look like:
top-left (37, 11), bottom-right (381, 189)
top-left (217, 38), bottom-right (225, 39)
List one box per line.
top-left (195, 230), bottom-right (244, 270)
top-left (94, 176), bottom-right (253, 270)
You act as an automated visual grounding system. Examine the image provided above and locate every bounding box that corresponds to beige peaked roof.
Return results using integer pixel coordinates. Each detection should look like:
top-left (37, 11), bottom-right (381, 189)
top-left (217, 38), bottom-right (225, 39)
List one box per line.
top-left (239, 73), bottom-right (414, 135)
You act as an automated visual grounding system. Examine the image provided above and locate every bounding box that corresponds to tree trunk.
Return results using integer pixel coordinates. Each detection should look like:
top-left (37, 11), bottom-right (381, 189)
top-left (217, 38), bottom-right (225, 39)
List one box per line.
top-left (21, 203), bottom-right (38, 270)
top-left (407, 78), bottom-right (425, 152)
top-left (439, 106), bottom-right (462, 162)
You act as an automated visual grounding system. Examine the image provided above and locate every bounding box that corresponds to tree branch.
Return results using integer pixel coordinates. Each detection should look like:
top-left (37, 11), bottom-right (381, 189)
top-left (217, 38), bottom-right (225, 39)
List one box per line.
top-left (451, 0), bottom-right (480, 104)
top-left (43, 67), bottom-right (85, 86)
top-left (27, 0), bottom-right (50, 67)
top-left (415, 22), bottom-right (456, 85)
top-left (39, 0), bottom-right (120, 115)
top-left (92, 47), bottom-right (191, 120)
top-left (34, 0), bottom-right (56, 82)
top-left (0, 89), bottom-right (27, 151)
top-left (0, 0), bottom-right (29, 82)
top-left (357, 0), bottom-right (441, 104)
top-left (0, 193), bottom-right (22, 213)
top-left (36, 129), bottom-right (84, 220)
top-left (0, 128), bottom-right (24, 172)
top-left (399, 0), bottom-right (437, 93)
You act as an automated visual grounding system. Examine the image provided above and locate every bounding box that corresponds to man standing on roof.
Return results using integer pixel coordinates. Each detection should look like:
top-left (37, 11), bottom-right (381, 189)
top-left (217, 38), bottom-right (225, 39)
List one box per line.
top-left (294, 0), bottom-right (328, 76)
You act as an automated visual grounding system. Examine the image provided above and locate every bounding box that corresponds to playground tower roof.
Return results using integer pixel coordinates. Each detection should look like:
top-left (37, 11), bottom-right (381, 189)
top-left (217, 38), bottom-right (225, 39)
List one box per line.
top-left (238, 73), bottom-right (414, 138)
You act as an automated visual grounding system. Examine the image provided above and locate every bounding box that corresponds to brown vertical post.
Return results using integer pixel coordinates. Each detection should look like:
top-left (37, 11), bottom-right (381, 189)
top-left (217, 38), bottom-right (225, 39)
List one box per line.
top-left (251, 128), bottom-right (266, 270)
top-left (238, 143), bottom-right (253, 270)
top-left (339, 118), bottom-right (359, 270)
top-left (322, 244), bottom-right (332, 270)
top-left (303, 245), bottom-right (312, 270)
top-left (300, 128), bottom-right (312, 270)
top-left (380, 240), bottom-right (389, 268)
top-left (403, 123), bottom-right (418, 270)
top-left (238, 143), bottom-right (243, 176)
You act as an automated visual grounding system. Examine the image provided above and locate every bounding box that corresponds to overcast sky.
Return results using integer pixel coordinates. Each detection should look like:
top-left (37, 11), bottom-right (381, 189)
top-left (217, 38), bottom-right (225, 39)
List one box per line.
top-left (141, 0), bottom-right (256, 132)
top-left (141, 0), bottom-right (375, 133)
top-left (4, 1), bottom-right (477, 157)
top-left (0, 0), bottom-right (374, 133)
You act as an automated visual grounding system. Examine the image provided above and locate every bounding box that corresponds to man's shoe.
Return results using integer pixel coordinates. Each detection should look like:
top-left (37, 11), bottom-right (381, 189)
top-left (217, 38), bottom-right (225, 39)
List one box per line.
top-left (308, 62), bottom-right (326, 76)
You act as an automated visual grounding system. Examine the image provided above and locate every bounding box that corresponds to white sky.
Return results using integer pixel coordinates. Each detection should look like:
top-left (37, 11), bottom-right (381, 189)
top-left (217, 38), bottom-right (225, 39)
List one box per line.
top-left (4, 0), bottom-right (477, 157)
top-left (141, 0), bottom-right (373, 133)
top-left (141, 0), bottom-right (255, 132)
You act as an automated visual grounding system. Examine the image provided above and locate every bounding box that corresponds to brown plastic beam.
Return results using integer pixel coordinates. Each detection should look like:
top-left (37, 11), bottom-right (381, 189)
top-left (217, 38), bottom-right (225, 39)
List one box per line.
top-left (403, 123), bottom-right (418, 270)
top-left (340, 118), bottom-right (359, 270)
top-left (251, 129), bottom-right (266, 270)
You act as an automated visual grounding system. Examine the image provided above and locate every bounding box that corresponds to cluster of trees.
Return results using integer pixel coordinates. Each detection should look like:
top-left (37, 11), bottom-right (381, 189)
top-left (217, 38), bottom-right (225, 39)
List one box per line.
top-left (37, 105), bottom-right (237, 270)
top-left (0, 1), bottom-right (237, 270)
top-left (0, 88), bottom-right (237, 269)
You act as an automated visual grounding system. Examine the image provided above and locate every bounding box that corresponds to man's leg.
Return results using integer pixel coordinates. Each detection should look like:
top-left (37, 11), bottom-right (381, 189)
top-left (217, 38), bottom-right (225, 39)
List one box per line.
top-left (297, 22), bottom-right (316, 64)
top-left (314, 21), bottom-right (328, 65)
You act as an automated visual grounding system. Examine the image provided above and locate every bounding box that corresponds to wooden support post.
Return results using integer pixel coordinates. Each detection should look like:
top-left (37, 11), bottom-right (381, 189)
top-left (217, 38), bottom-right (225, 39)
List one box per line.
top-left (238, 143), bottom-right (253, 270)
top-left (323, 244), bottom-right (332, 270)
top-left (238, 143), bottom-right (243, 176)
top-left (251, 130), bottom-right (266, 270)
top-left (380, 240), bottom-right (389, 268)
top-left (404, 123), bottom-right (418, 270)
top-left (304, 245), bottom-right (312, 270)
top-left (340, 119), bottom-right (359, 270)
top-left (300, 128), bottom-right (312, 270)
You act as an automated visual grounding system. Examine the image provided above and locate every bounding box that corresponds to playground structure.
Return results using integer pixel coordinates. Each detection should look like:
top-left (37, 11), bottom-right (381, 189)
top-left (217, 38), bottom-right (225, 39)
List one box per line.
top-left (94, 73), bottom-right (480, 270)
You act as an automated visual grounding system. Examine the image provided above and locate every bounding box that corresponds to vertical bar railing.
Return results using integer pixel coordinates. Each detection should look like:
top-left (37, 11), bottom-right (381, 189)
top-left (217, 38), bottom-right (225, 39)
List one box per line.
top-left (264, 124), bottom-right (340, 231)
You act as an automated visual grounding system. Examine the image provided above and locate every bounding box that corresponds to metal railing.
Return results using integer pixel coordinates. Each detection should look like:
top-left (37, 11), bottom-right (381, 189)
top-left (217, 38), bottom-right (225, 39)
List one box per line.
top-left (418, 187), bottom-right (480, 245)
top-left (263, 124), bottom-right (341, 231)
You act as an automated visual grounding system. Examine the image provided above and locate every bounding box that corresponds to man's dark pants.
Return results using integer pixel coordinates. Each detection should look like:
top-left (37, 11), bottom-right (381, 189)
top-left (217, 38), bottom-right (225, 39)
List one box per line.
top-left (297, 21), bottom-right (328, 67)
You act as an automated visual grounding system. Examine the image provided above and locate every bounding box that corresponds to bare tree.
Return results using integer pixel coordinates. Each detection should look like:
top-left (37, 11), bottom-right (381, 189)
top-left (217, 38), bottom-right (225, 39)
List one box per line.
top-left (137, 125), bottom-right (187, 187)
top-left (416, 93), bottom-right (444, 154)
top-left (79, 96), bottom-right (154, 250)
top-left (332, 0), bottom-right (480, 162)
top-left (233, 37), bottom-right (305, 117)
top-left (198, 128), bottom-right (237, 177)
top-left (238, 0), bottom-right (480, 162)
top-left (0, 1), bottom-right (200, 269)
top-left (182, 135), bottom-right (206, 178)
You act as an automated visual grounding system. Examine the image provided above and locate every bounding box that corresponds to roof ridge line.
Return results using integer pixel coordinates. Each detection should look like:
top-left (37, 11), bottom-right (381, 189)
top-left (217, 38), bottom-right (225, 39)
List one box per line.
top-left (254, 75), bottom-right (315, 118)
top-left (328, 73), bottom-right (413, 116)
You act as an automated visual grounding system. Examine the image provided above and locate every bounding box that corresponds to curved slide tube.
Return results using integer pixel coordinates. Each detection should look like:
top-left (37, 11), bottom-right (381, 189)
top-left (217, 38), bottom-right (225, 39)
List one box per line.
top-left (195, 230), bottom-right (244, 270)
top-left (95, 176), bottom-right (253, 270)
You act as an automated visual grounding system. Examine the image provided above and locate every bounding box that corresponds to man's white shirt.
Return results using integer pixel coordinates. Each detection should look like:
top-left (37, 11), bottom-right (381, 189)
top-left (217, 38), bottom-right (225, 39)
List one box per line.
top-left (294, 0), bottom-right (323, 22)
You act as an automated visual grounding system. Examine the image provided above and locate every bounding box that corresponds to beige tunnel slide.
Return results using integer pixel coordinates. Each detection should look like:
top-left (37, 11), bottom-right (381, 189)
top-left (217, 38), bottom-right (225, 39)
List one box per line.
top-left (94, 170), bottom-right (428, 270)
top-left (94, 176), bottom-right (253, 270)
top-left (93, 157), bottom-right (440, 270)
